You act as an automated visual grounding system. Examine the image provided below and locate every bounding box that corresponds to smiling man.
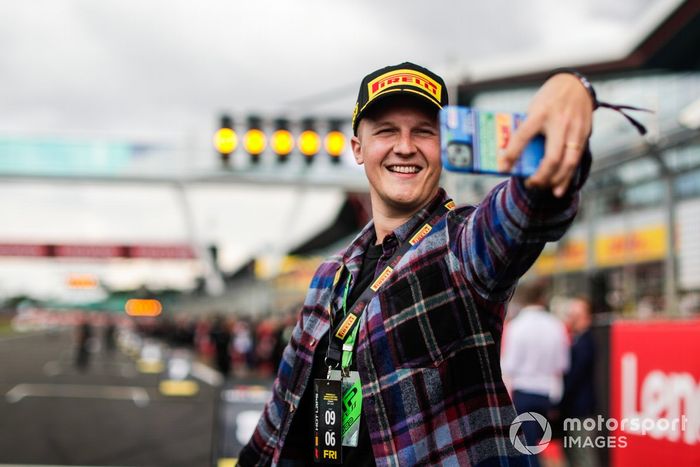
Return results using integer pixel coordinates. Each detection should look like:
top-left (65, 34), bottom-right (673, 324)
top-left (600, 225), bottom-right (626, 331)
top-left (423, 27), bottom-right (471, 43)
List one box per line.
top-left (239, 62), bottom-right (595, 466)
top-left (353, 94), bottom-right (443, 243)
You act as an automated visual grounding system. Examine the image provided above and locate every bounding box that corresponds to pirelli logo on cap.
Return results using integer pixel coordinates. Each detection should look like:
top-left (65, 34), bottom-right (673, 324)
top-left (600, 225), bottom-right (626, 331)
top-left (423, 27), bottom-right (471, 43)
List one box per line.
top-left (367, 69), bottom-right (442, 103)
top-left (409, 224), bottom-right (432, 246)
top-left (445, 200), bottom-right (456, 210)
top-left (370, 266), bottom-right (394, 292)
top-left (335, 313), bottom-right (357, 340)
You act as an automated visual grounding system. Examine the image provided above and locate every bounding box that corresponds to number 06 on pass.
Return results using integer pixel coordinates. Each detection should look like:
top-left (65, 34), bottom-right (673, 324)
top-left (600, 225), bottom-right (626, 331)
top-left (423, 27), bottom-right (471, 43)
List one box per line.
top-left (314, 379), bottom-right (342, 464)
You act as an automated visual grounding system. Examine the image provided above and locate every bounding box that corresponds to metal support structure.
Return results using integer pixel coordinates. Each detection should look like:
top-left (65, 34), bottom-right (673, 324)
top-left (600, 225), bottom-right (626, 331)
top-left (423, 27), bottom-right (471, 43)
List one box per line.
top-left (598, 127), bottom-right (700, 316)
top-left (647, 146), bottom-right (680, 315)
top-left (584, 193), bottom-right (597, 299)
top-left (662, 175), bottom-right (679, 314)
top-left (174, 182), bottom-right (225, 296)
top-left (591, 127), bottom-right (700, 176)
top-left (0, 168), bottom-right (370, 191)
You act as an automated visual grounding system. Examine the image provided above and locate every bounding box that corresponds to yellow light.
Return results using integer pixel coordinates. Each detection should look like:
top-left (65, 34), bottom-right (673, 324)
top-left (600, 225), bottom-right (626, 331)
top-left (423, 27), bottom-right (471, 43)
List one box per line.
top-left (244, 129), bottom-right (267, 156)
top-left (159, 380), bottom-right (199, 396)
top-left (67, 274), bottom-right (99, 289)
top-left (324, 131), bottom-right (346, 157)
top-left (271, 129), bottom-right (294, 156)
top-left (125, 299), bottom-right (163, 317)
top-left (137, 360), bottom-right (164, 373)
top-left (213, 128), bottom-right (238, 154)
top-left (298, 130), bottom-right (321, 156)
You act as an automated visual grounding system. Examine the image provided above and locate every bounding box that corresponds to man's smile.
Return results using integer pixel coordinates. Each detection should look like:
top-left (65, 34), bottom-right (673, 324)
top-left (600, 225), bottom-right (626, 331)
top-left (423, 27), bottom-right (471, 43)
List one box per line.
top-left (386, 164), bottom-right (422, 175)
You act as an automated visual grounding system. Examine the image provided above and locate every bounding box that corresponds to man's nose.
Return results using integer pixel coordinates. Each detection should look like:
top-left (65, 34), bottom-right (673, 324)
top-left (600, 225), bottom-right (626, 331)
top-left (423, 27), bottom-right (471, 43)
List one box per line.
top-left (393, 130), bottom-right (417, 156)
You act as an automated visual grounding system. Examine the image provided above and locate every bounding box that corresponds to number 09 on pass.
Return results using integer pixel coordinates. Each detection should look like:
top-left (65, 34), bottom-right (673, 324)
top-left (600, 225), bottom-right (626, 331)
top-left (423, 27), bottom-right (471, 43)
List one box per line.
top-left (314, 379), bottom-right (342, 464)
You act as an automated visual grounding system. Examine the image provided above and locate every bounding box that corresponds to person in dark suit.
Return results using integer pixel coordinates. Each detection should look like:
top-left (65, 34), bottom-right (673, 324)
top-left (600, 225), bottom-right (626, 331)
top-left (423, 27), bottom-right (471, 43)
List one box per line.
top-left (210, 315), bottom-right (232, 378)
top-left (562, 296), bottom-right (598, 467)
top-left (75, 316), bottom-right (93, 371)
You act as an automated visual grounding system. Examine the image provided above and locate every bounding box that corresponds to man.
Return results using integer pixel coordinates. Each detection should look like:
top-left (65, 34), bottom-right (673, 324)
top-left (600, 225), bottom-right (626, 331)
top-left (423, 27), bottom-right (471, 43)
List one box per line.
top-left (239, 62), bottom-right (594, 466)
top-left (210, 315), bottom-right (232, 377)
top-left (561, 296), bottom-right (598, 467)
top-left (501, 281), bottom-right (570, 467)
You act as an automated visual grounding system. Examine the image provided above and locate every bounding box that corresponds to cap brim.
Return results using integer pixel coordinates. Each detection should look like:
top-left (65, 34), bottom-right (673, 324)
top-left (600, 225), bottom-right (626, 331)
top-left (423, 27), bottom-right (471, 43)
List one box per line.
top-left (353, 88), bottom-right (442, 134)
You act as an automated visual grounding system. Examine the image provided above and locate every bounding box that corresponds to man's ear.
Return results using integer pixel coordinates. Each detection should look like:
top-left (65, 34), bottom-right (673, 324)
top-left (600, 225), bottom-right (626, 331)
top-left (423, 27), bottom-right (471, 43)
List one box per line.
top-left (351, 135), bottom-right (363, 165)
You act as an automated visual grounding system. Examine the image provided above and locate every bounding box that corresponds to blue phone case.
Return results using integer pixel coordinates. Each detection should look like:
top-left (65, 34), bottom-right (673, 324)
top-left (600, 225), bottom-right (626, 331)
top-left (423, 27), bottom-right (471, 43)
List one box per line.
top-left (440, 106), bottom-right (544, 177)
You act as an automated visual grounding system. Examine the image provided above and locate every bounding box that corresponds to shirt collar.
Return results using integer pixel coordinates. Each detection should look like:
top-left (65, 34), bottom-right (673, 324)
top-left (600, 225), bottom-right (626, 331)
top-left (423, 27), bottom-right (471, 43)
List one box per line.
top-left (340, 187), bottom-right (448, 272)
top-left (391, 188), bottom-right (449, 245)
top-left (519, 305), bottom-right (549, 315)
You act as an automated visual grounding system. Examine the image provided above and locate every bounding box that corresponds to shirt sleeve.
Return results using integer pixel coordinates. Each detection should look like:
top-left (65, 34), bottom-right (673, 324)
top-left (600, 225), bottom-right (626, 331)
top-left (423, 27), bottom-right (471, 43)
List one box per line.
top-left (453, 146), bottom-right (592, 302)
top-left (558, 324), bottom-right (571, 374)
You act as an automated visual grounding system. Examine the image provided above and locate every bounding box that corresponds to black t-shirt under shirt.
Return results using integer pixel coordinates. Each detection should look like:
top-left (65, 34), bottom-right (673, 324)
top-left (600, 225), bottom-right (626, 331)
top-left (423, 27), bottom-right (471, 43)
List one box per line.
top-left (280, 242), bottom-right (383, 466)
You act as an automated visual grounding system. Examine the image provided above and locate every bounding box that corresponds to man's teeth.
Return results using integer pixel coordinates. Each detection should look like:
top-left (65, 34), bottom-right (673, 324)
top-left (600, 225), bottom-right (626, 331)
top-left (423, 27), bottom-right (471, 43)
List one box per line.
top-left (388, 166), bottom-right (420, 174)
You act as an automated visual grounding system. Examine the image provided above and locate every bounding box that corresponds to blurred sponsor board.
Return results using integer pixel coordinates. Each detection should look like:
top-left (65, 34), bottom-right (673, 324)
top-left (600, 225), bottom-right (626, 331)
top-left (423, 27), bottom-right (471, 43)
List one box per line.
top-left (137, 341), bottom-right (164, 374)
top-left (216, 384), bottom-right (272, 462)
top-left (159, 351), bottom-right (199, 397)
top-left (610, 319), bottom-right (700, 466)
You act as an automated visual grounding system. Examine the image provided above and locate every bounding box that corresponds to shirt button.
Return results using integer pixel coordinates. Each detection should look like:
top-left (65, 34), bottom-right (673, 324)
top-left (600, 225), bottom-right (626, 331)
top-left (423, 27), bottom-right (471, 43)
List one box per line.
top-left (310, 338), bottom-right (316, 347)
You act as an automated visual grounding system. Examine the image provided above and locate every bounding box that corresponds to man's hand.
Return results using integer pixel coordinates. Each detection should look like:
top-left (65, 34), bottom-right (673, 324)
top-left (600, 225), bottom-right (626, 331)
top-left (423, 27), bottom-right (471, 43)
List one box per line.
top-left (497, 73), bottom-right (594, 198)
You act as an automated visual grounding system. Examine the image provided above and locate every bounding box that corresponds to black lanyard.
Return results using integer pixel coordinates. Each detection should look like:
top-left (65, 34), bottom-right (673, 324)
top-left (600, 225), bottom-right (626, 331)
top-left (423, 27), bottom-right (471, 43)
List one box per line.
top-left (325, 199), bottom-right (455, 369)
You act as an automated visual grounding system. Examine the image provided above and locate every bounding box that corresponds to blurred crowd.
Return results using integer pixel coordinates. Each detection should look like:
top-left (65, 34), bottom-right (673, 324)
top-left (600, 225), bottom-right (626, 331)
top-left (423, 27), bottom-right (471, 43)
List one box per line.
top-left (132, 307), bottom-right (299, 379)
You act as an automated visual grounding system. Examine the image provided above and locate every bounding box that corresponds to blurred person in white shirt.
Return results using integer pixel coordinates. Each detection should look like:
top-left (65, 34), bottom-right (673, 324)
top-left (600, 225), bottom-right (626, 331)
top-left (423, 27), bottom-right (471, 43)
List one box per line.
top-left (501, 280), bottom-right (569, 467)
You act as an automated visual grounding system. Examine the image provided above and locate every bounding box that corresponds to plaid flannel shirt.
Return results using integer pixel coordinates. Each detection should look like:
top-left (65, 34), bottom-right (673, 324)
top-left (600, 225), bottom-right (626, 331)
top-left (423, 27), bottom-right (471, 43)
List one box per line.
top-left (239, 151), bottom-right (590, 467)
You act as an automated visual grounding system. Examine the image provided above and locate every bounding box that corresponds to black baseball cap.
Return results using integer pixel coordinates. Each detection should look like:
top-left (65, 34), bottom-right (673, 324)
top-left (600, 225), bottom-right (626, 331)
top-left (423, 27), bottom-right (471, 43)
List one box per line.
top-left (351, 62), bottom-right (449, 135)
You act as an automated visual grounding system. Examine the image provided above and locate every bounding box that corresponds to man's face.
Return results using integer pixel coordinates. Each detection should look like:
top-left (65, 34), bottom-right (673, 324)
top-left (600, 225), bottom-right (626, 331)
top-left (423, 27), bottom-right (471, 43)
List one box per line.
top-left (351, 97), bottom-right (442, 218)
top-left (568, 299), bottom-right (592, 333)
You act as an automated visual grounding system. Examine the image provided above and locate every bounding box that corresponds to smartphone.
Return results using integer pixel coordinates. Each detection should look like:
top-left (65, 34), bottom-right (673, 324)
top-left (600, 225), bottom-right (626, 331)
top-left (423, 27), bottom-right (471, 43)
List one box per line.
top-left (440, 106), bottom-right (545, 177)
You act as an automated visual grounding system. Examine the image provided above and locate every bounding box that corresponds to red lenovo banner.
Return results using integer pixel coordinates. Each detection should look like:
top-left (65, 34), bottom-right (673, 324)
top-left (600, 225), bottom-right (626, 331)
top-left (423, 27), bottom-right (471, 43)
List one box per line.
top-left (610, 320), bottom-right (700, 467)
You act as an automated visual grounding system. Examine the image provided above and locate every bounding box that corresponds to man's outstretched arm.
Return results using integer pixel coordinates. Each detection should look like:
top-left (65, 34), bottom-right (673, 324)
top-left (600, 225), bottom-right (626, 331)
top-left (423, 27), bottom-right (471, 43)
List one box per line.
top-left (453, 72), bottom-right (594, 302)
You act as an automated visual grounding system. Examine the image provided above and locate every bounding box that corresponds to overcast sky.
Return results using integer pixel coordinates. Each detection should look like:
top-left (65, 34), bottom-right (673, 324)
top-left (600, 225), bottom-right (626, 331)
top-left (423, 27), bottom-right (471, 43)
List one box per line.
top-left (0, 0), bottom-right (673, 139)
